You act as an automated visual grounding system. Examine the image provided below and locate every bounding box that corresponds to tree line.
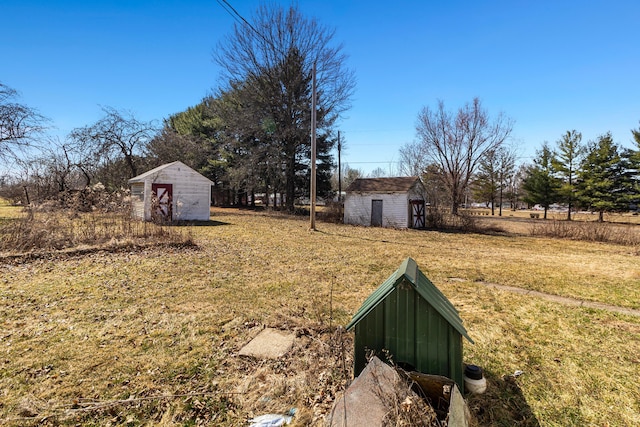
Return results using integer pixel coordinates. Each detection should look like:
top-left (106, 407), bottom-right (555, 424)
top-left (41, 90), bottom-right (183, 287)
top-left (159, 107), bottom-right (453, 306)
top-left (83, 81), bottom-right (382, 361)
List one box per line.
top-left (522, 129), bottom-right (640, 221)
top-left (2, 4), bottom-right (639, 220)
top-left (0, 4), bottom-right (355, 213)
top-left (399, 98), bottom-right (640, 221)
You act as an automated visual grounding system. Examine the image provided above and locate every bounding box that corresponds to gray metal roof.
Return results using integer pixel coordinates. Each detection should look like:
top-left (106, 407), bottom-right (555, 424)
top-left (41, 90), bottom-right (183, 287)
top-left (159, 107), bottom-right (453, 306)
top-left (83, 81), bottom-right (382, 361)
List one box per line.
top-left (346, 257), bottom-right (474, 343)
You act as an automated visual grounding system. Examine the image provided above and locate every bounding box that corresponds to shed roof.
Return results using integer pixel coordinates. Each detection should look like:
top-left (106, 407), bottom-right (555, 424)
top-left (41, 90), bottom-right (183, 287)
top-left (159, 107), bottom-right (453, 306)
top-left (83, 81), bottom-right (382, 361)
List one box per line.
top-left (346, 257), bottom-right (473, 343)
top-left (128, 161), bottom-right (214, 185)
top-left (345, 176), bottom-right (421, 193)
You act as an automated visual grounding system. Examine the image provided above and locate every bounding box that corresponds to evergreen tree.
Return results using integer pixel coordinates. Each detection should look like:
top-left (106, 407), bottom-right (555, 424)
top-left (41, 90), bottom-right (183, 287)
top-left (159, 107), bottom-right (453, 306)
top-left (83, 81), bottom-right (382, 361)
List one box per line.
top-left (522, 143), bottom-right (562, 219)
top-left (622, 123), bottom-right (640, 210)
top-left (576, 133), bottom-right (627, 221)
top-left (552, 130), bottom-right (585, 220)
top-left (473, 148), bottom-right (499, 214)
top-left (149, 98), bottom-right (223, 173)
top-left (214, 4), bottom-right (355, 211)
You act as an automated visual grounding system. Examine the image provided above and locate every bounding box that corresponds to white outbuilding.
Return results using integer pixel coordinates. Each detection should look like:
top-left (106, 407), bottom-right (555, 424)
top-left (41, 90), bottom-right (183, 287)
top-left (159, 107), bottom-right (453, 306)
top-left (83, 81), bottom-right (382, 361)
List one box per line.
top-left (343, 177), bottom-right (426, 229)
top-left (128, 161), bottom-right (213, 222)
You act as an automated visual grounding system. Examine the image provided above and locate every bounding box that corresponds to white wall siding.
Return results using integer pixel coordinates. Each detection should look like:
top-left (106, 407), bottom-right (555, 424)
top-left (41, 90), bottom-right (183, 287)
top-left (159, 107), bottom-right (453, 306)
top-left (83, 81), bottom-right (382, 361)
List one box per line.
top-left (344, 193), bottom-right (372, 226)
top-left (130, 183), bottom-right (145, 220)
top-left (344, 192), bottom-right (410, 228)
top-left (173, 179), bottom-right (211, 220)
top-left (381, 193), bottom-right (410, 228)
top-left (129, 162), bottom-right (212, 222)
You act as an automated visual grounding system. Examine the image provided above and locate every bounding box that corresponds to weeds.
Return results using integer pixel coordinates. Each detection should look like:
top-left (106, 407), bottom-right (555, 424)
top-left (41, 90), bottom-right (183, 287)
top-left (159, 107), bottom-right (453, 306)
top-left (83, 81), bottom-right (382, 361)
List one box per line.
top-left (0, 185), bottom-right (195, 254)
top-left (529, 219), bottom-right (640, 246)
top-left (426, 208), bottom-right (505, 234)
top-left (318, 201), bottom-right (344, 224)
top-left (0, 210), bottom-right (192, 254)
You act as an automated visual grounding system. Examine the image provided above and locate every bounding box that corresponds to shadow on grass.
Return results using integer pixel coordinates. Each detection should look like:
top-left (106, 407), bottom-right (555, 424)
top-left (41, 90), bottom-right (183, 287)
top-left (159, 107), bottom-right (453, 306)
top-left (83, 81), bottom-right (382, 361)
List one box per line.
top-left (465, 369), bottom-right (540, 427)
top-left (171, 219), bottom-right (230, 227)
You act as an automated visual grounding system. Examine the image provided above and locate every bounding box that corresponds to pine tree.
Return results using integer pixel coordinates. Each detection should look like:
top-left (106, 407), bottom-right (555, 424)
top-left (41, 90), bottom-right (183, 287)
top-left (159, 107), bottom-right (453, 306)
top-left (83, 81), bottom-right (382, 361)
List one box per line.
top-left (552, 130), bottom-right (584, 220)
top-left (576, 133), bottom-right (627, 221)
top-left (622, 123), bottom-right (640, 210)
top-left (522, 143), bottom-right (562, 219)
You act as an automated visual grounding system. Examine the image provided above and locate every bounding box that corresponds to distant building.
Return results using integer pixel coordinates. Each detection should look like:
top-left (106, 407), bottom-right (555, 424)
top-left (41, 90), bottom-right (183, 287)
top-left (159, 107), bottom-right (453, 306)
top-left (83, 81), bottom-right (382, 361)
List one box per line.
top-left (128, 161), bottom-right (213, 222)
top-left (343, 177), bottom-right (426, 228)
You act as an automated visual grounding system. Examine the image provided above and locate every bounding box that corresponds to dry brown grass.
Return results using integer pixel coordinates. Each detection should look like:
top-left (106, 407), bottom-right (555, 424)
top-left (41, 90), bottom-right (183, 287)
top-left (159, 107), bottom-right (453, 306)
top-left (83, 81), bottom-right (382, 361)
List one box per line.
top-left (0, 208), bottom-right (193, 254)
top-left (464, 208), bottom-right (640, 225)
top-left (1, 207), bottom-right (639, 426)
top-left (528, 219), bottom-right (640, 246)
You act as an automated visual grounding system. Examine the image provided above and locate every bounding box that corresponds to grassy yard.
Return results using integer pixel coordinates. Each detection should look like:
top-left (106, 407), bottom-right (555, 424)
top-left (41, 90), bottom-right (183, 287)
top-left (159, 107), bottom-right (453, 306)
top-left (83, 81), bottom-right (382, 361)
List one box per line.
top-left (1, 207), bottom-right (639, 426)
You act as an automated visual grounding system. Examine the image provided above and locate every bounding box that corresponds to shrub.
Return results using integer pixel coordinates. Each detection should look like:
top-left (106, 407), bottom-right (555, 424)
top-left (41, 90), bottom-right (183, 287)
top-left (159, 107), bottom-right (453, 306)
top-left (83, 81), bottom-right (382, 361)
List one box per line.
top-left (0, 186), bottom-right (193, 254)
top-left (319, 201), bottom-right (344, 223)
top-left (426, 208), bottom-right (503, 233)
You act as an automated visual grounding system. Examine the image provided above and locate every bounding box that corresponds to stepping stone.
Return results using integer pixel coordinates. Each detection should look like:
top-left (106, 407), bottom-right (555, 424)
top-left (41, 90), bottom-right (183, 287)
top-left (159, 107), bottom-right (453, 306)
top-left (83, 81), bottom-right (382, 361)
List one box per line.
top-left (238, 328), bottom-right (295, 359)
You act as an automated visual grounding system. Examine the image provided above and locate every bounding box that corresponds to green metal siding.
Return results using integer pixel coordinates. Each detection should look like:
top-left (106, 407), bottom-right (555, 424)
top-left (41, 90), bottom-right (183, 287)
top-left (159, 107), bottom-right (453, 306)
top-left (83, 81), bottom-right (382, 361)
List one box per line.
top-left (353, 302), bottom-right (386, 376)
top-left (348, 258), bottom-right (472, 391)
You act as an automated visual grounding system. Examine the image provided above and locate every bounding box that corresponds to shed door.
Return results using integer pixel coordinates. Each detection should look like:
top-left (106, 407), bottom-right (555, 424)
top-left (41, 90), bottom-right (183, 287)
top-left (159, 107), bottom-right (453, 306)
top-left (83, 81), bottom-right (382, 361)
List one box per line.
top-left (371, 199), bottom-right (383, 227)
top-left (151, 183), bottom-right (173, 222)
top-left (410, 200), bottom-right (425, 228)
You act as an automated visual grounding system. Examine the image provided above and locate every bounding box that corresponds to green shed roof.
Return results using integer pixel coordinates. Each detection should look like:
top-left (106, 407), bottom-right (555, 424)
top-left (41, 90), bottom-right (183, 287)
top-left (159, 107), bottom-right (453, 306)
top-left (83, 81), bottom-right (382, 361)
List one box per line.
top-left (346, 257), bottom-right (474, 344)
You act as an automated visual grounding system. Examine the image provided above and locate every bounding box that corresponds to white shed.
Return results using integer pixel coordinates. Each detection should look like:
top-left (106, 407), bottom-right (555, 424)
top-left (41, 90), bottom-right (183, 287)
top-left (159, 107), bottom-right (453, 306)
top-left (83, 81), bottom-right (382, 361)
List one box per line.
top-left (343, 177), bottom-right (426, 228)
top-left (128, 161), bottom-right (213, 222)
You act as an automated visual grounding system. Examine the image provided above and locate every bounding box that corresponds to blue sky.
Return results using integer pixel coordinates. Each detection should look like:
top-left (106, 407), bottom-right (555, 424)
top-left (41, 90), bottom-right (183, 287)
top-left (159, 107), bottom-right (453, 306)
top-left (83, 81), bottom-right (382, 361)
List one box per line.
top-left (2, 0), bottom-right (639, 175)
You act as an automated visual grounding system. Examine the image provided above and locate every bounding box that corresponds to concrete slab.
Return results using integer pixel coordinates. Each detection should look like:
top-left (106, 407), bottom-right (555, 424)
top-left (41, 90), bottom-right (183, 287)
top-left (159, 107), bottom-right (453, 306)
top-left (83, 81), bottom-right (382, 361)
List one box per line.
top-left (238, 328), bottom-right (295, 359)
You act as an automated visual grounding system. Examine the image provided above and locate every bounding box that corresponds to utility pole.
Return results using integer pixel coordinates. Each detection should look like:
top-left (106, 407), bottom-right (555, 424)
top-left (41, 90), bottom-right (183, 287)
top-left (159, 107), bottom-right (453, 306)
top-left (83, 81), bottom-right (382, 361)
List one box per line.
top-left (337, 131), bottom-right (342, 202)
top-left (310, 62), bottom-right (317, 231)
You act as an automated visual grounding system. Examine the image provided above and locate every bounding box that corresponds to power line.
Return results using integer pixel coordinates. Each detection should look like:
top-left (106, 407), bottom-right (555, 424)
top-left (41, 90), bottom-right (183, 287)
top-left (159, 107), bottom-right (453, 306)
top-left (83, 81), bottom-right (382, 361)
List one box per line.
top-left (216, 0), bottom-right (260, 37)
top-left (346, 161), bottom-right (402, 164)
top-left (215, 0), bottom-right (283, 56)
top-left (345, 128), bottom-right (412, 134)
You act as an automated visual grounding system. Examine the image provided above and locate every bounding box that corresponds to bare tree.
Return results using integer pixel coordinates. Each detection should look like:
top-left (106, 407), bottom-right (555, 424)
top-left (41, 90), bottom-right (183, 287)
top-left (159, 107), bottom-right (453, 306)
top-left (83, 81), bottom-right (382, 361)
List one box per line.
top-left (0, 83), bottom-right (47, 161)
top-left (339, 163), bottom-right (364, 189)
top-left (368, 167), bottom-right (387, 178)
top-left (473, 145), bottom-right (517, 215)
top-left (398, 141), bottom-right (428, 177)
top-left (41, 137), bottom-right (99, 191)
top-left (506, 163), bottom-right (528, 210)
top-left (414, 98), bottom-right (513, 214)
top-left (68, 107), bottom-right (156, 188)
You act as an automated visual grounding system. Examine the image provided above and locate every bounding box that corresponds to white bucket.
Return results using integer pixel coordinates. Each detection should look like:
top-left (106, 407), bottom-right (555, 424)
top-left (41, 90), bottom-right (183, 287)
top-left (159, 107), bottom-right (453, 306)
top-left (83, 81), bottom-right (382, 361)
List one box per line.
top-left (464, 364), bottom-right (487, 394)
top-left (464, 375), bottom-right (487, 394)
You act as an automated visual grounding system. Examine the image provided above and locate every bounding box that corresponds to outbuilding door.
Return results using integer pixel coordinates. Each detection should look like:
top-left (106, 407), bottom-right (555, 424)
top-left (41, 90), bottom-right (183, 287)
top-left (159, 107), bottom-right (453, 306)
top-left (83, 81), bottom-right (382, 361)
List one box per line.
top-left (151, 183), bottom-right (173, 222)
top-left (371, 199), bottom-right (383, 227)
top-left (410, 200), bottom-right (425, 228)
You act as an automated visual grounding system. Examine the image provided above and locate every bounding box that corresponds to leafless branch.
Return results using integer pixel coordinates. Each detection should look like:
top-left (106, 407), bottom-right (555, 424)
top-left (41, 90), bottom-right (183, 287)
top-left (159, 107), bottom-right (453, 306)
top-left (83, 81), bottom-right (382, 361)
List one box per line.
top-left (0, 82), bottom-right (48, 161)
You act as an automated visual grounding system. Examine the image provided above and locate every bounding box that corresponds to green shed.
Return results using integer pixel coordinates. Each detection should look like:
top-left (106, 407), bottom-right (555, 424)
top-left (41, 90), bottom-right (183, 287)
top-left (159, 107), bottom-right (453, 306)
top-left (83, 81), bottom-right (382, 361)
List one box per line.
top-left (346, 257), bottom-right (473, 390)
